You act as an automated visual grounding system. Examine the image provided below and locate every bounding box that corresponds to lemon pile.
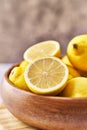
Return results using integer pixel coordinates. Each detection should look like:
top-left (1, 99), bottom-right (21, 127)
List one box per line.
top-left (9, 35), bottom-right (87, 97)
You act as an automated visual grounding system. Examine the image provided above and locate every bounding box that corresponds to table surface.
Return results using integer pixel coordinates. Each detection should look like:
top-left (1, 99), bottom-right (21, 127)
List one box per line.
top-left (0, 103), bottom-right (38, 130)
top-left (0, 63), bottom-right (13, 102)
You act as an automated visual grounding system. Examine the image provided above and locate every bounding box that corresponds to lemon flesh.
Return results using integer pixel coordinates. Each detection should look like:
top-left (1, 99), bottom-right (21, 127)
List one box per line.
top-left (24, 57), bottom-right (68, 95)
top-left (67, 34), bottom-right (87, 71)
top-left (61, 77), bottom-right (87, 98)
top-left (23, 41), bottom-right (61, 62)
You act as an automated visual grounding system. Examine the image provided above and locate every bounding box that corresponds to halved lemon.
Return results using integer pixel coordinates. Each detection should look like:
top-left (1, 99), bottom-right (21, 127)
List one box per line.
top-left (24, 57), bottom-right (68, 95)
top-left (23, 41), bottom-right (61, 62)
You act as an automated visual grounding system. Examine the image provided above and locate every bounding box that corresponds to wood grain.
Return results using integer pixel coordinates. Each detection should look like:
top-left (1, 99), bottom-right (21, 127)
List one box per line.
top-left (0, 103), bottom-right (38, 130)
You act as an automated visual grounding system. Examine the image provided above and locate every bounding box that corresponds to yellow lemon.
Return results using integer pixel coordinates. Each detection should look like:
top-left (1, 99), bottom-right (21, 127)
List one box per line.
top-left (61, 77), bottom-right (87, 98)
top-left (62, 55), bottom-right (73, 67)
top-left (67, 66), bottom-right (80, 80)
top-left (67, 34), bottom-right (87, 71)
top-left (62, 56), bottom-right (80, 80)
top-left (20, 60), bottom-right (29, 71)
top-left (9, 66), bottom-right (29, 91)
top-left (24, 57), bottom-right (69, 95)
top-left (23, 41), bottom-right (61, 62)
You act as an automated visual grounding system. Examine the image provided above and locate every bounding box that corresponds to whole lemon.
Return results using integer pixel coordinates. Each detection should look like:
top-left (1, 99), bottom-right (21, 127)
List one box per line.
top-left (9, 61), bottom-right (29, 91)
top-left (62, 55), bottom-right (73, 67)
top-left (67, 66), bottom-right (80, 80)
top-left (67, 35), bottom-right (87, 71)
top-left (20, 60), bottom-right (29, 71)
top-left (62, 56), bottom-right (80, 80)
top-left (61, 77), bottom-right (87, 98)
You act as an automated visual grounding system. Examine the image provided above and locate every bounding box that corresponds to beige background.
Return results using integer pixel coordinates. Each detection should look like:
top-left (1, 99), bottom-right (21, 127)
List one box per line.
top-left (0, 0), bottom-right (87, 63)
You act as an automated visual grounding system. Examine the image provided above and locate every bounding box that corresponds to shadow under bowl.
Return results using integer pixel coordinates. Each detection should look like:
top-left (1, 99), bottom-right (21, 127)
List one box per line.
top-left (1, 65), bottom-right (87, 130)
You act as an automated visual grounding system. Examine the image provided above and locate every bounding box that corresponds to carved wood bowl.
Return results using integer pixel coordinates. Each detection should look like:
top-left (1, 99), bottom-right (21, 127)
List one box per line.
top-left (1, 65), bottom-right (87, 130)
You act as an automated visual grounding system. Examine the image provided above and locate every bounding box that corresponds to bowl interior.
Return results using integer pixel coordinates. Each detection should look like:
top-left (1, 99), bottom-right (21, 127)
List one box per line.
top-left (1, 64), bottom-right (87, 130)
top-left (5, 64), bottom-right (87, 100)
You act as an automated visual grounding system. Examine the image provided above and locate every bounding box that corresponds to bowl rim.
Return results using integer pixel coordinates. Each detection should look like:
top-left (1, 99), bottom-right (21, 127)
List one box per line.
top-left (4, 63), bottom-right (87, 101)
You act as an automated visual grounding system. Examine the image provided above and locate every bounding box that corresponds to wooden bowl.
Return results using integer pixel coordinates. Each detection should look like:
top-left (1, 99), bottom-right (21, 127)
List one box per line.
top-left (1, 65), bottom-right (87, 130)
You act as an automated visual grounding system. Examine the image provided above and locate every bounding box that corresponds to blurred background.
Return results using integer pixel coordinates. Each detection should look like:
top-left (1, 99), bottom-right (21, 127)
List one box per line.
top-left (0, 0), bottom-right (87, 63)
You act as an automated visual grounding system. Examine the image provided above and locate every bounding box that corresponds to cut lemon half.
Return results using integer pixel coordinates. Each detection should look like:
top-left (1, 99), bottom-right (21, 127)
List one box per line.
top-left (24, 57), bottom-right (68, 95)
top-left (23, 41), bottom-right (61, 62)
